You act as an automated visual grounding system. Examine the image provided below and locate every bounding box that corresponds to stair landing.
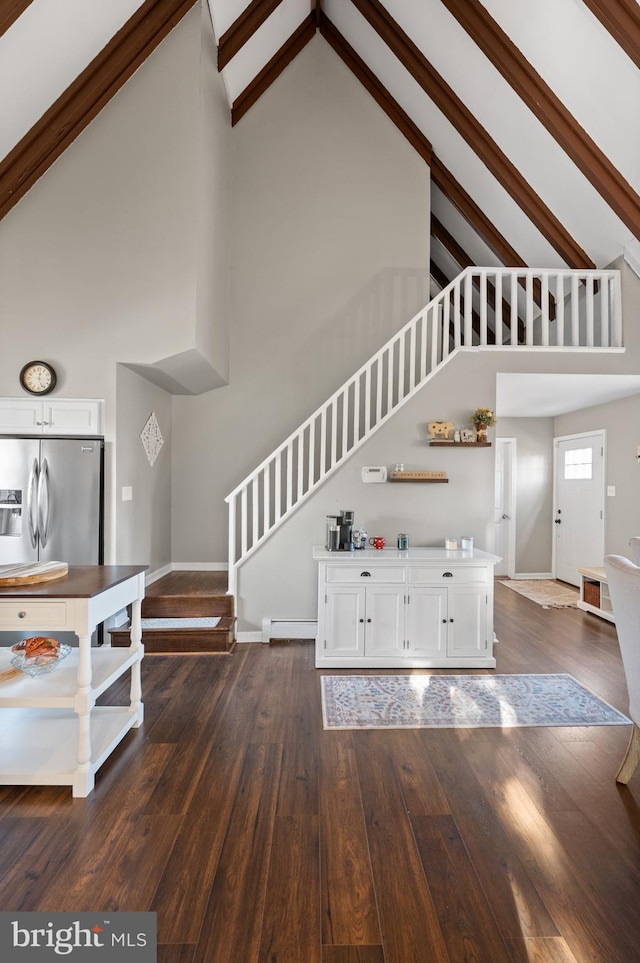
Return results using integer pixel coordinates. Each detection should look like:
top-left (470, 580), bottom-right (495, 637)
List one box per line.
top-left (109, 571), bottom-right (235, 654)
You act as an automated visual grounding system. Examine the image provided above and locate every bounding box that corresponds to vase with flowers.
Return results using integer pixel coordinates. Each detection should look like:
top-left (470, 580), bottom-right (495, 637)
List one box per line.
top-left (470, 407), bottom-right (495, 443)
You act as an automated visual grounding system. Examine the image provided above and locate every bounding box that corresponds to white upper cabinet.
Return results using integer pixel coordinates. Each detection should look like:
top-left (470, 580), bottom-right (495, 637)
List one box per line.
top-left (0, 398), bottom-right (103, 435)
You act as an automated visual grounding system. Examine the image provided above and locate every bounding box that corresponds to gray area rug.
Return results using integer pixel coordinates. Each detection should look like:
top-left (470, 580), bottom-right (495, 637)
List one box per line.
top-left (498, 579), bottom-right (579, 608)
top-left (321, 673), bottom-right (630, 730)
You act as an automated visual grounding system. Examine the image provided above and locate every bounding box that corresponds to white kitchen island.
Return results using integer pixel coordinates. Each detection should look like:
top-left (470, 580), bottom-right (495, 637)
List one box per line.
top-left (0, 565), bottom-right (146, 796)
top-left (314, 546), bottom-right (500, 669)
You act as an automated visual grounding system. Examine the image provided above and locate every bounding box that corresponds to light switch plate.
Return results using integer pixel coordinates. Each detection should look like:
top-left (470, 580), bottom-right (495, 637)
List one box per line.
top-left (122, 486), bottom-right (133, 501)
top-left (607, 485), bottom-right (616, 496)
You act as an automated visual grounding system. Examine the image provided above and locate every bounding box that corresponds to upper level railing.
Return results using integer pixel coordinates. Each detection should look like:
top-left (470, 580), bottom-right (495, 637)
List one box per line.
top-left (226, 267), bottom-right (622, 594)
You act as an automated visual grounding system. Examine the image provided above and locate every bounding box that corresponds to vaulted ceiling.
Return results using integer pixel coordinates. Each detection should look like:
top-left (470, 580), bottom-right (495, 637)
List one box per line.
top-left (1, 0), bottom-right (639, 285)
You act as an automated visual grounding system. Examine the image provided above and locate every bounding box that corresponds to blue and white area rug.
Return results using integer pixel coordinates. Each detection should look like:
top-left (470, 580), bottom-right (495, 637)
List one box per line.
top-left (321, 674), bottom-right (631, 730)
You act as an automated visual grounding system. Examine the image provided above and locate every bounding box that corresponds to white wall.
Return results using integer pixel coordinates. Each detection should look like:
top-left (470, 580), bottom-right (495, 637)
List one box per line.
top-left (497, 418), bottom-right (555, 575)
top-left (115, 365), bottom-right (172, 571)
top-left (555, 393), bottom-right (640, 558)
top-left (0, 3), bottom-right (229, 566)
top-left (171, 36), bottom-right (432, 567)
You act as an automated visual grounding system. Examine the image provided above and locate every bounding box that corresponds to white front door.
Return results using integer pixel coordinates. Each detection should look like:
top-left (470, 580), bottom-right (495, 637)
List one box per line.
top-left (494, 439), bottom-right (515, 577)
top-left (554, 433), bottom-right (605, 585)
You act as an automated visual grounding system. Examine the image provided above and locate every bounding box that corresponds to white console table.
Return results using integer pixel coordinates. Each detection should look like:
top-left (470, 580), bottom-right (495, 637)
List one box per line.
top-left (0, 565), bottom-right (147, 796)
top-left (314, 546), bottom-right (500, 669)
top-left (577, 566), bottom-right (614, 623)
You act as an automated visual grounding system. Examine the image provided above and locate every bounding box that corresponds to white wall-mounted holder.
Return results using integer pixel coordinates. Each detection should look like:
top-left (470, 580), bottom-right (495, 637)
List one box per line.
top-left (361, 466), bottom-right (388, 483)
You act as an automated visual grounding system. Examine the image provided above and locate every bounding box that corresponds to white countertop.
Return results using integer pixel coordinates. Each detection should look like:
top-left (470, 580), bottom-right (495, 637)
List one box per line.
top-left (313, 545), bottom-right (501, 563)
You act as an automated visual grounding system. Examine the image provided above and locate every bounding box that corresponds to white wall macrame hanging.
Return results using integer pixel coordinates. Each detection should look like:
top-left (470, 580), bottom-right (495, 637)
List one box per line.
top-left (140, 411), bottom-right (164, 467)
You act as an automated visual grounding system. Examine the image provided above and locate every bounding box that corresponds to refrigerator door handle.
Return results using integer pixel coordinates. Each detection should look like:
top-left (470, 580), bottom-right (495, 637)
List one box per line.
top-left (38, 458), bottom-right (51, 549)
top-left (27, 459), bottom-right (39, 548)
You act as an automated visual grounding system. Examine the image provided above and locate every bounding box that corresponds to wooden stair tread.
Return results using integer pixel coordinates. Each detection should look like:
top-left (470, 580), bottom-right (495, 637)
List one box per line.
top-left (112, 571), bottom-right (236, 653)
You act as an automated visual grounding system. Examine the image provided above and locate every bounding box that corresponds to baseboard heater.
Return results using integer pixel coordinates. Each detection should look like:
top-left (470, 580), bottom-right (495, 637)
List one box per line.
top-left (261, 618), bottom-right (317, 643)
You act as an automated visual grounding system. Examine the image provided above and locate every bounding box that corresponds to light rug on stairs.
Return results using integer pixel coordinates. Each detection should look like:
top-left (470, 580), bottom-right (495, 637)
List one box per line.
top-left (321, 674), bottom-right (631, 730)
top-left (498, 579), bottom-right (579, 608)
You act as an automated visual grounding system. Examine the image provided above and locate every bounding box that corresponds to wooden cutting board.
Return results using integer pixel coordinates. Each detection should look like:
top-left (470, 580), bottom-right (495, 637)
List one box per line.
top-left (0, 561), bottom-right (69, 586)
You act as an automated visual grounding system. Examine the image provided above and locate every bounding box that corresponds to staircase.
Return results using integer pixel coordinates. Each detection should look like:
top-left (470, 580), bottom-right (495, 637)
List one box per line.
top-left (226, 266), bottom-right (623, 595)
top-left (109, 571), bottom-right (236, 654)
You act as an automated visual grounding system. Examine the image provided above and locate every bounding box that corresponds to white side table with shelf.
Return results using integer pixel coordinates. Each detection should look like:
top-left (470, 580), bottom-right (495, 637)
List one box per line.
top-left (0, 565), bottom-right (147, 796)
top-left (577, 566), bottom-right (614, 623)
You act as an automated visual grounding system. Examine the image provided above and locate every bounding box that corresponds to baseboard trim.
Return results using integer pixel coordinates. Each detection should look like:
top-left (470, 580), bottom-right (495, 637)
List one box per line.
top-left (236, 631), bottom-right (263, 643)
top-left (171, 562), bottom-right (229, 571)
top-left (261, 618), bottom-right (317, 643)
top-left (146, 564), bottom-right (173, 585)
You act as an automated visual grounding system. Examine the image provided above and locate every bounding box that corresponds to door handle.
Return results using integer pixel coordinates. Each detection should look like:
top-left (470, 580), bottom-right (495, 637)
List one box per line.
top-left (554, 518), bottom-right (561, 525)
top-left (37, 458), bottom-right (50, 548)
top-left (27, 459), bottom-right (38, 548)
top-left (501, 513), bottom-right (510, 519)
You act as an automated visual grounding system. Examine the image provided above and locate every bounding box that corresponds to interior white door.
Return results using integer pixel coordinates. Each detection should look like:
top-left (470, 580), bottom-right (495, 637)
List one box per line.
top-left (554, 433), bottom-right (605, 585)
top-left (494, 439), bottom-right (515, 577)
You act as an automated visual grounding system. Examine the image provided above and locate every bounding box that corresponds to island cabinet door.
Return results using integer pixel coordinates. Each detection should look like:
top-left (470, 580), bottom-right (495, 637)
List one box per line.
top-left (323, 586), bottom-right (366, 657)
top-left (364, 585), bottom-right (406, 658)
top-left (447, 586), bottom-right (488, 658)
top-left (405, 587), bottom-right (448, 657)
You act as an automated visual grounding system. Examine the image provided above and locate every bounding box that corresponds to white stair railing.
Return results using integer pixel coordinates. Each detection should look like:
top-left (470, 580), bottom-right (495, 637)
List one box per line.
top-left (226, 267), bottom-right (622, 593)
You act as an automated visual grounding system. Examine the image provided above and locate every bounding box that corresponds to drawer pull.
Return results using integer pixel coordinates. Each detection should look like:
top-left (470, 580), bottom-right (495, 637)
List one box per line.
top-left (360, 571), bottom-right (372, 577)
top-left (18, 611), bottom-right (26, 619)
top-left (359, 618), bottom-right (364, 623)
top-left (443, 572), bottom-right (453, 578)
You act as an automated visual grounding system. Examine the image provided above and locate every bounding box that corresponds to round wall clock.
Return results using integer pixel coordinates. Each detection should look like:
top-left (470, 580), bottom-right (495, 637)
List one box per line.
top-left (19, 361), bottom-right (57, 396)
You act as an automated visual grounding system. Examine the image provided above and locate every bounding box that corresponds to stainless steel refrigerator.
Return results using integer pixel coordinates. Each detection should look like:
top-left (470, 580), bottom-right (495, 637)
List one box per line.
top-left (0, 435), bottom-right (104, 643)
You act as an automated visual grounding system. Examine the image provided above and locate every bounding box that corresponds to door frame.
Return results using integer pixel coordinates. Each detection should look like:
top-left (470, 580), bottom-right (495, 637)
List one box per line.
top-left (495, 437), bottom-right (517, 579)
top-left (552, 429), bottom-right (606, 581)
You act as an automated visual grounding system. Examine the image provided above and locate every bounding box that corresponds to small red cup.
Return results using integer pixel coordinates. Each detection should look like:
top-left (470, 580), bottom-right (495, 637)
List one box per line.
top-left (369, 536), bottom-right (385, 550)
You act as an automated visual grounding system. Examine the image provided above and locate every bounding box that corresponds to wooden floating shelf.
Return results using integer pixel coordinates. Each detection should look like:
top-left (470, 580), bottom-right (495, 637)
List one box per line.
top-left (388, 471), bottom-right (448, 483)
top-left (428, 441), bottom-right (492, 447)
top-left (388, 477), bottom-right (449, 483)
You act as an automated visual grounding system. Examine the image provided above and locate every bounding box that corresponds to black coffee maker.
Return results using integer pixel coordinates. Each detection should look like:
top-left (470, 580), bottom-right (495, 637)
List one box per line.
top-left (337, 510), bottom-right (355, 551)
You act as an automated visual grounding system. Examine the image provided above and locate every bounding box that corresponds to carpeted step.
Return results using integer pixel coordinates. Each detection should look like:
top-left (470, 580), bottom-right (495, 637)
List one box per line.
top-left (109, 615), bottom-right (236, 654)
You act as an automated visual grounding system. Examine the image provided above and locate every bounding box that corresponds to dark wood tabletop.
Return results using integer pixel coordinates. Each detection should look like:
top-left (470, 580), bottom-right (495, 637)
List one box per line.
top-left (0, 565), bottom-right (148, 599)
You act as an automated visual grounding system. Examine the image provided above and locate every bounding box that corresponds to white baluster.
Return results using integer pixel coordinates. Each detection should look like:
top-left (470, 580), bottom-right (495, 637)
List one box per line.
top-left (308, 418), bottom-right (316, 489)
top-left (286, 440), bottom-right (294, 510)
top-left (611, 272), bottom-right (623, 347)
top-left (464, 272), bottom-right (473, 344)
top-left (354, 376), bottom-right (361, 444)
top-left (364, 365), bottom-right (372, 433)
top-left (479, 271), bottom-right (488, 345)
top-left (320, 406), bottom-right (327, 476)
top-left (586, 276), bottom-right (595, 346)
top-left (453, 281), bottom-right (461, 348)
top-left (397, 334), bottom-right (406, 402)
top-left (274, 454), bottom-right (282, 522)
top-left (241, 486), bottom-right (248, 556)
top-left (571, 274), bottom-right (580, 345)
top-left (430, 304), bottom-right (439, 371)
top-left (555, 274), bottom-right (565, 346)
top-left (228, 496), bottom-right (237, 594)
top-left (263, 464), bottom-right (270, 535)
top-left (252, 476), bottom-right (259, 546)
top-left (600, 274), bottom-right (610, 348)
top-left (541, 272), bottom-right (550, 346)
top-left (408, 322), bottom-right (417, 392)
top-left (510, 272), bottom-right (518, 345)
top-left (525, 273), bottom-right (534, 345)
top-left (443, 290), bottom-right (451, 351)
top-left (494, 272), bottom-right (503, 346)
top-left (297, 430), bottom-right (304, 500)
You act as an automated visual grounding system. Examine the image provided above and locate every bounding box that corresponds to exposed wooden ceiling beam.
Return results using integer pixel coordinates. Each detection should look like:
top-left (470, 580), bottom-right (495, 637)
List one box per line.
top-left (430, 155), bottom-right (526, 267)
top-left (432, 215), bottom-right (525, 339)
top-left (0, 0), bottom-right (196, 223)
top-left (319, 13), bottom-right (432, 166)
top-left (0, 0), bottom-right (33, 38)
top-left (232, 13), bottom-right (316, 125)
top-left (218, 0), bottom-right (284, 71)
top-left (350, 0), bottom-right (594, 268)
top-left (441, 0), bottom-right (640, 242)
top-left (580, 0), bottom-right (640, 69)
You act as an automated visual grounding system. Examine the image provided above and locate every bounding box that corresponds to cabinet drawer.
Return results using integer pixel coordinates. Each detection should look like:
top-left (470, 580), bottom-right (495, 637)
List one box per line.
top-left (0, 601), bottom-right (69, 627)
top-left (326, 566), bottom-right (406, 583)
top-left (408, 567), bottom-right (487, 584)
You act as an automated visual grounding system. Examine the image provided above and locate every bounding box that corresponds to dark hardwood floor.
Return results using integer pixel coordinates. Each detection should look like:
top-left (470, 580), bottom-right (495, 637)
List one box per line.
top-left (1, 582), bottom-right (639, 962)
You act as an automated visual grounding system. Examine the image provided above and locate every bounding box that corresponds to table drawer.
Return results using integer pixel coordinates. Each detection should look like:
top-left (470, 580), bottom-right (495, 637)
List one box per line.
top-left (0, 601), bottom-right (69, 627)
top-left (408, 567), bottom-right (487, 584)
top-left (326, 566), bottom-right (406, 583)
